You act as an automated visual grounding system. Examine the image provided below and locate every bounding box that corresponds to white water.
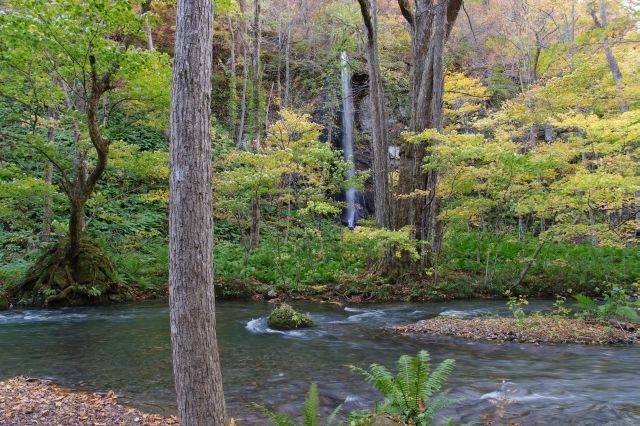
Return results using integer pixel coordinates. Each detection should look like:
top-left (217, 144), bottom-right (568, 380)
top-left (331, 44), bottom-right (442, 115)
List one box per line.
top-left (340, 51), bottom-right (360, 228)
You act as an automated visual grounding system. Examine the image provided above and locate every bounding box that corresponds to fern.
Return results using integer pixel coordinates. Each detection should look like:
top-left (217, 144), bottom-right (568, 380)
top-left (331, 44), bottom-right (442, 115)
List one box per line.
top-left (252, 383), bottom-right (340, 426)
top-left (303, 383), bottom-right (320, 426)
top-left (252, 403), bottom-right (299, 426)
top-left (350, 350), bottom-right (461, 426)
top-left (574, 294), bottom-right (597, 310)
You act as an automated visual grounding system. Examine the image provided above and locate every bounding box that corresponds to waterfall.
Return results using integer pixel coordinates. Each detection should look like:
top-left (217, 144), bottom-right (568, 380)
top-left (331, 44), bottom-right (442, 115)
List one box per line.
top-left (340, 51), bottom-right (360, 228)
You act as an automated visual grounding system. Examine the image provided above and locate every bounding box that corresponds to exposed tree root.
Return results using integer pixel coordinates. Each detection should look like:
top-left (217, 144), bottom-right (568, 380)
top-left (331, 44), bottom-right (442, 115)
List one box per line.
top-left (9, 239), bottom-right (128, 307)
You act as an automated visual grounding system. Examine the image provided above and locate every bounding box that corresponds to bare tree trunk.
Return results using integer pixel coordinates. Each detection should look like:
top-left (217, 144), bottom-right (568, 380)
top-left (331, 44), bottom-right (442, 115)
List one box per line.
top-left (251, 0), bottom-right (261, 145)
top-left (589, 0), bottom-right (628, 112)
top-left (357, 0), bottom-right (391, 228)
top-left (228, 13), bottom-right (238, 132)
top-left (276, 19), bottom-right (283, 101)
top-left (284, 2), bottom-right (292, 107)
top-left (265, 81), bottom-right (274, 130)
top-left (42, 107), bottom-right (56, 242)
top-left (141, 0), bottom-right (154, 50)
top-left (249, 197), bottom-right (260, 249)
top-left (169, 0), bottom-right (226, 423)
top-left (513, 239), bottom-right (545, 288)
top-left (249, 0), bottom-right (261, 250)
top-left (237, 0), bottom-right (249, 149)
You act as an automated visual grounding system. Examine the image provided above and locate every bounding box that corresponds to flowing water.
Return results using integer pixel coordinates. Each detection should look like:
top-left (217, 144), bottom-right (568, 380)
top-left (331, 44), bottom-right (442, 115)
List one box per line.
top-left (1, 300), bottom-right (639, 425)
top-left (340, 51), bottom-right (361, 228)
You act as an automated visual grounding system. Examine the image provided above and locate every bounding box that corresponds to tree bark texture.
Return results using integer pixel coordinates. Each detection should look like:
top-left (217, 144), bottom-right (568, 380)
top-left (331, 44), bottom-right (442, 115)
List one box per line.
top-left (249, 0), bottom-right (261, 250)
top-left (357, 0), bottom-right (391, 228)
top-left (395, 0), bottom-right (462, 266)
top-left (169, 0), bottom-right (226, 423)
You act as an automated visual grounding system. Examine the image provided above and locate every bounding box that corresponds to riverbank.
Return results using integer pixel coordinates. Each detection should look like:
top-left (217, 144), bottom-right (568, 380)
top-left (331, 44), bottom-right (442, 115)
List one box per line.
top-left (0, 377), bottom-right (178, 425)
top-left (393, 316), bottom-right (639, 345)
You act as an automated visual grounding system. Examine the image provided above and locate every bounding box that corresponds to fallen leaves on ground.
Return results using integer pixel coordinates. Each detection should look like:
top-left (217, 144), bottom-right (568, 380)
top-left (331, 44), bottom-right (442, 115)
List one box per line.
top-left (0, 377), bottom-right (178, 426)
top-left (392, 316), bottom-right (639, 345)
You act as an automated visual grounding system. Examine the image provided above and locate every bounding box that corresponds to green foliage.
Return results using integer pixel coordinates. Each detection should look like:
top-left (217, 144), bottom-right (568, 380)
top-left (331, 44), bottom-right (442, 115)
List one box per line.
top-left (551, 295), bottom-right (571, 318)
top-left (267, 303), bottom-right (314, 330)
top-left (575, 287), bottom-right (639, 323)
top-left (253, 383), bottom-right (341, 426)
top-left (349, 351), bottom-right (460, 426)
top-left (504, 291), bottom-right (528, 327)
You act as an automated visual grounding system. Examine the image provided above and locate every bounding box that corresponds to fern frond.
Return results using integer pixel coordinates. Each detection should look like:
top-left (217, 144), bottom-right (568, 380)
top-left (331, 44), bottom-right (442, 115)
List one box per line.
top-left (413, 351), bottom-right (431, 410)
top-left (350, 363), bottom-right (396, 400)
top-left (423, 359), bottom-right (455, 399)
top-left (303, 383), bottom-right (320, 426)
top-left (423, 393), bottom-right (464, 422)
top-left (396, 354), bottom-right (418, 412)
top-left (325, 404), bottom-right (342, 425)
top-left (252, 403), bottom-right (299, 426)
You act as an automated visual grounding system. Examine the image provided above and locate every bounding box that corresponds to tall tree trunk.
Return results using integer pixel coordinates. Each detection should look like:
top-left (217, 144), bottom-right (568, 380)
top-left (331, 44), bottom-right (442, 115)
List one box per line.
top-left (67, 201), bottom-right (85, 261)
top-left (284, 2), bottom-right (292, 107)
top-left (249, 0), bottom-right (261, 250)
top-left (395, 0), bottom-right (462, 268)
top-left (589, 0), bottom-right (628, 112)
top-left (42, 107), bottom-right (56, 242)
top-left (251, 0), bottom-right (261, 145)
top-left (169, 0), bottom-right (226, 423)
top-left (141, 0), bottom-right (154, 50)
top-left (357, 0), bottom-right (391, 228)
top-left (228, 13), bottom-right (238, 132)
top-left (237, 0), bottom-right (249, 149)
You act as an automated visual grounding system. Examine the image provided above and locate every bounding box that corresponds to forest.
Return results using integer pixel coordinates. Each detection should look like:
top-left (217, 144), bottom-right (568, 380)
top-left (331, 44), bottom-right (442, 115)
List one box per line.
top-left (0, 0), bottom-right (639, 425)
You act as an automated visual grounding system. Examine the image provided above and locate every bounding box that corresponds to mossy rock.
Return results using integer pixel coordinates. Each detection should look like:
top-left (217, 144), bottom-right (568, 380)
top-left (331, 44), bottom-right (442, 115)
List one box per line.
top-left (267, 303), bottom-right (314, 330)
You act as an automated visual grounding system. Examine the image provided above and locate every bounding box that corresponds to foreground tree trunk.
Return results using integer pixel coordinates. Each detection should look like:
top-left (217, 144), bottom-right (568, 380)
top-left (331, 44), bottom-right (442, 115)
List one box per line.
top-left (357, 0), bottom-right (391, 228)
top-left (395, 0), bottom-right (463, 268)
top-left (169, 0), bottom-right (226, 423)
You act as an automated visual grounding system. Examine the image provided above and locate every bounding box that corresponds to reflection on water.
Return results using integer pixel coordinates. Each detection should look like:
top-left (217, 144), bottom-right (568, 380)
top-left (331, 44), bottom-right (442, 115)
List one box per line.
top-left (1, 300), bottom-right (638, 425)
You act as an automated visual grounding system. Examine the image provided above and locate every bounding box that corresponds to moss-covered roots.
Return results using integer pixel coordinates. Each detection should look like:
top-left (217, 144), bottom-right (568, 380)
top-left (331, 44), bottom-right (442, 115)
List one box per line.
top-left (11, 239), bottom-right (128, 307)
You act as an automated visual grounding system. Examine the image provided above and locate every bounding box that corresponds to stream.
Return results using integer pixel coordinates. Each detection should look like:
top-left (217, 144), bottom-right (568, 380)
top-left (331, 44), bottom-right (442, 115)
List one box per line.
top-left (1, 300), bottom-right (638, 425)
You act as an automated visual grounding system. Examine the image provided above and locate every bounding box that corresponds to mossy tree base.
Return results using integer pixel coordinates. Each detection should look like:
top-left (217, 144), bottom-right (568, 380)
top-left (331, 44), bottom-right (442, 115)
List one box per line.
top-left (11, 239), bottom-right (127, 307)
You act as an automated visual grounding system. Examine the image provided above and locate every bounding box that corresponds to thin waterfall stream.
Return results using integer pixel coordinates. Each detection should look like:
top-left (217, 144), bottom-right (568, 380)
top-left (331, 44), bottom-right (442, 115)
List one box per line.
top-left (340, 51), bottom-right (361, 228)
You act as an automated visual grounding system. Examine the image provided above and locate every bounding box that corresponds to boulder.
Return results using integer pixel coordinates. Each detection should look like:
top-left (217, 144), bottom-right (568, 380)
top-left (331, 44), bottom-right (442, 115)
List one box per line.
top-left (267, 303), bottom-right (314, 330)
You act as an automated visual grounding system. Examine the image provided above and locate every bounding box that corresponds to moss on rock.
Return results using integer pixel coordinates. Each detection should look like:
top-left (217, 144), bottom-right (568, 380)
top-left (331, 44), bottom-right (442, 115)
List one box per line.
top-left (267, 303), bottom-right (314, 330)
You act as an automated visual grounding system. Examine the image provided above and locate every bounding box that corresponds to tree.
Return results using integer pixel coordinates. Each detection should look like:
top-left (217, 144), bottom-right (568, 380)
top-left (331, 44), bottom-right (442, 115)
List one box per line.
top-left (249, 0), bottom-right (262, 250)
top-left (589, 0), bottom-right (629, 112)
top-left (169, 0), bottom-right (226, 423)
top-left (395, 0), bottom-right (464, 269)
top-left (357, 0), bottom-right (391, 228)
top-left (0, 0), bottom-right (169, 305)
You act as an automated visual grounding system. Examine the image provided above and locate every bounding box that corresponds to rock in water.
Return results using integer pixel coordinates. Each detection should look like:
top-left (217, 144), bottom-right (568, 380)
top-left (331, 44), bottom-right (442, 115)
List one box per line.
top-left (267, 303), bottom-right (314, 330)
